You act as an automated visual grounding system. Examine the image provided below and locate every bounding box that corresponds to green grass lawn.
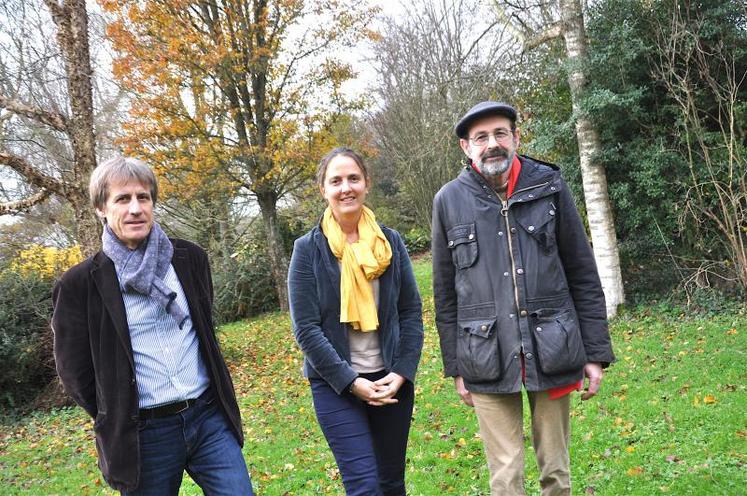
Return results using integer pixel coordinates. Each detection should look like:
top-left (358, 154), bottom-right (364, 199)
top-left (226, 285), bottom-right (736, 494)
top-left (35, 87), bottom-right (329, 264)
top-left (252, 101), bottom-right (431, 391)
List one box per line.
top-left (1, 255), bottom-right (745, 495)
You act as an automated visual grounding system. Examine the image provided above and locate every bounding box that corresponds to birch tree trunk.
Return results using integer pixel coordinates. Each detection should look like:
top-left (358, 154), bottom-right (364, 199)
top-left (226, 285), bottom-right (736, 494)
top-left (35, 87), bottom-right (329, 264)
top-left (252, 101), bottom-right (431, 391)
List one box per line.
top-left (560, 0), bottom-right (624, 317)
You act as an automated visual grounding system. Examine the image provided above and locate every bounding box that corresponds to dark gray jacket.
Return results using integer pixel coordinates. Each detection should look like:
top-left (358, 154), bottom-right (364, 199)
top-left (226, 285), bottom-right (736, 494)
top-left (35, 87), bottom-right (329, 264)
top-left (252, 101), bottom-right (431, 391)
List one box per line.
top-left (432, 156), bottom-right (615, 394)
top-left (288, 224), bottom-right (424, 394)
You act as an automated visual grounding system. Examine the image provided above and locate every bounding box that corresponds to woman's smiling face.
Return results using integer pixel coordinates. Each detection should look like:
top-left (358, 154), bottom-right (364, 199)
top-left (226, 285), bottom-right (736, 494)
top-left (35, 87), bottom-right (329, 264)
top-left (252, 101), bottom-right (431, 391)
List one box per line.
top-left (320, 154), bottom-right (369, 221)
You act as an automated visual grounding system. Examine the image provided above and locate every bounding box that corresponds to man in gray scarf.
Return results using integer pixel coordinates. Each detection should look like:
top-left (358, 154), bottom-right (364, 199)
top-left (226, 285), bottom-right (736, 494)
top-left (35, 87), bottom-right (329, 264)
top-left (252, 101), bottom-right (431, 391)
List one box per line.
top-left (52, 156), bottom-right (254, 495)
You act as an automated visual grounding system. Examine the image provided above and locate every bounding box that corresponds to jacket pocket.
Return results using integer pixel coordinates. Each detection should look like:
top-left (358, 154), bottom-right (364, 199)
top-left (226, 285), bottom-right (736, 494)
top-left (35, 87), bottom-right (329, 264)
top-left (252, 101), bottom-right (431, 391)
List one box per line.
top-left (530, 308), bottom-right (586, 375)
top-left (515, 200), bottom-right (557, 254)
top-left (456, 317), bottom-right (502, 383)
top-left (447, 223), bottom-right (478, 269)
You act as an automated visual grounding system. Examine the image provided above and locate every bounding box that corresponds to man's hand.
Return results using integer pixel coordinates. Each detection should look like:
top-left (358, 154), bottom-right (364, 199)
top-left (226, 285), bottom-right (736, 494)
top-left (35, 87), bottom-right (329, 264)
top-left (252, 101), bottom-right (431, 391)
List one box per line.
top-left (454, 376), bottom-right (474, 407)
top-left (581, 362), bottom-right (603, 400)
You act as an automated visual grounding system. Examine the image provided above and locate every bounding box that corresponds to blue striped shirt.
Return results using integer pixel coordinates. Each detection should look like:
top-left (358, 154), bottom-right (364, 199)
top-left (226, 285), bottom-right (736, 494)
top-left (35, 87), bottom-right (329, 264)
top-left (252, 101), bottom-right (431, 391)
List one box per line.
top-left (119, 264), bottom-right (210, 409)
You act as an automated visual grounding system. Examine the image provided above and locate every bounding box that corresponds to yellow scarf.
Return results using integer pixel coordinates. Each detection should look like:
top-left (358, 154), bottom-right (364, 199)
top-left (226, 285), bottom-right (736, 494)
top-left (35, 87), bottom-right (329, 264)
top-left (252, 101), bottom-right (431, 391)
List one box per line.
top-left (322, 205), bottom-right (392, 332)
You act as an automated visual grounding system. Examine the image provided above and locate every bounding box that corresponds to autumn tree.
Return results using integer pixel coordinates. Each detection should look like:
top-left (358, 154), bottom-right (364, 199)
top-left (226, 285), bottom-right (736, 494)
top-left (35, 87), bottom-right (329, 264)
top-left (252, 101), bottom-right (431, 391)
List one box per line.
top-left (0, 0), bottom-right (100, 255)
top-left (102, 0), bottom-right (376, 310)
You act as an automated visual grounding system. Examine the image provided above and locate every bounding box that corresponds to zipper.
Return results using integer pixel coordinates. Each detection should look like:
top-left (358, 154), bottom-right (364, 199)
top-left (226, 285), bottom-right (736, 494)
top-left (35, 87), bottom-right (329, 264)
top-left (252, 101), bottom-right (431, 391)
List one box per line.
top-left (501, 200), bottom-right (523, 352)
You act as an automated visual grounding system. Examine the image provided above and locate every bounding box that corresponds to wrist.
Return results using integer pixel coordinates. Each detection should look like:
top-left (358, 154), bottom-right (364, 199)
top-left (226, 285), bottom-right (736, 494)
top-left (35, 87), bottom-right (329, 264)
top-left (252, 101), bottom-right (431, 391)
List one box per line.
top-left (347, 377), bottom-right (358, 394)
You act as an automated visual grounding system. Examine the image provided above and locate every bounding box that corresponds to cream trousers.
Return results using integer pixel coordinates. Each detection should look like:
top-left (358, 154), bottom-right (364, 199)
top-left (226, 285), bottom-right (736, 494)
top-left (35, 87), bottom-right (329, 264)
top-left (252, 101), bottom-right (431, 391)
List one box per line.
top-left (471, 390), bottom-right (571, 496)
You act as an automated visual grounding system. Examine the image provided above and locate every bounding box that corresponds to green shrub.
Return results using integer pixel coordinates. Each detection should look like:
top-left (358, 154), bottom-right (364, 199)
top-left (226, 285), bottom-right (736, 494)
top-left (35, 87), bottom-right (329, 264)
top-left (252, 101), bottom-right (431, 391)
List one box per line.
top-left (402, 227), bottom-right (430, 256)
top-left (211, 240), bottom-right (280, 325)
top-left (210, 211), bottom-right (306, 324)
top-left (0, 269), bottom-right (55, 410)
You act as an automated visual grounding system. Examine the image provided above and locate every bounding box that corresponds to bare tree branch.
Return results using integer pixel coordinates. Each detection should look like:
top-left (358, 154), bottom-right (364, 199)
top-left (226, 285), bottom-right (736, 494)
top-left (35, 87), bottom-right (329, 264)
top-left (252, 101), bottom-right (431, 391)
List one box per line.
top-left (523, 22), bottom-right (562, 51)
top-left (0, 188), bottom-right (52, 214)
top-left (0, 151), bottom-right (66, 193)
top-left (0, 93), bottom-right (68, 132)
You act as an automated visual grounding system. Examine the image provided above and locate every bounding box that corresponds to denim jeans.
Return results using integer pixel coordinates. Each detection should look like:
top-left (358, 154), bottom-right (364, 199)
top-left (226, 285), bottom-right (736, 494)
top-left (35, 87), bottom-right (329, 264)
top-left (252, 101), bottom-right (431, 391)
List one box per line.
top-left (310, 370), bottom-right (415, 496)
top-left (123, 391), bottom-right (254, 495)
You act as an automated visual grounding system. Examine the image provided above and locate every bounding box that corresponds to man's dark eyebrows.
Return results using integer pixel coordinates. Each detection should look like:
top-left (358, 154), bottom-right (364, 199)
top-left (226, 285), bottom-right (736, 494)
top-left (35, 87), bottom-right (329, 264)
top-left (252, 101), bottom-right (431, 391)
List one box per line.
top-left (112, 192), bottom-right (132, 201)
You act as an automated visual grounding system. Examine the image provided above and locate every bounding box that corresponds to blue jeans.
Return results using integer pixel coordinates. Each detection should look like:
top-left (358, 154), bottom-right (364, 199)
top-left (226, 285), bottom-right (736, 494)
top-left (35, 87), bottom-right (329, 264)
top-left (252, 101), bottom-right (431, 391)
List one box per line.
top-left (123, 391), bottom-right (254, 495)
top-left (310, 370), bottom-right (415, 496)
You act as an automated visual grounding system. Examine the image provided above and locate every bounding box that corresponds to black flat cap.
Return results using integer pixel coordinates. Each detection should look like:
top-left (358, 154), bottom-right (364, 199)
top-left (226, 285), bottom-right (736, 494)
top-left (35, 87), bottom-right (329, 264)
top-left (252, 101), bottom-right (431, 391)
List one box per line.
top-left (455, 101), bottom-right (517, 138)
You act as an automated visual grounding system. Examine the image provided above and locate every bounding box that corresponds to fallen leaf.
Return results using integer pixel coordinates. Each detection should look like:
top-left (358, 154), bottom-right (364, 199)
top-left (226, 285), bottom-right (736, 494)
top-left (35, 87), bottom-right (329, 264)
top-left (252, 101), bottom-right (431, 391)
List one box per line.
top-left (627, 466), bottom-right (643, 476)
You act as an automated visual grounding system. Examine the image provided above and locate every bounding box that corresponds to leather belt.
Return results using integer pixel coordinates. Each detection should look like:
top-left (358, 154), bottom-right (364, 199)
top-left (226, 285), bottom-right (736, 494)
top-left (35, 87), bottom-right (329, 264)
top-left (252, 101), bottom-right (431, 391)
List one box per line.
top-left (139, 398), bottom-right (199, 419)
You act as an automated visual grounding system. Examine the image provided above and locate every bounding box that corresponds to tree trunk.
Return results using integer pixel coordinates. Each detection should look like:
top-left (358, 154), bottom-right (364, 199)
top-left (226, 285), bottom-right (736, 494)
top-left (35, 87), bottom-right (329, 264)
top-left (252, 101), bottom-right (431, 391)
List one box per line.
top-left (73, 197), bottom-right (101, 258)
top-left (43, 0), bottom-right (99, 255)
top-left (560, 0), bottom-right (624, 318)
top-left (255, 188), bottom-right (289, 311)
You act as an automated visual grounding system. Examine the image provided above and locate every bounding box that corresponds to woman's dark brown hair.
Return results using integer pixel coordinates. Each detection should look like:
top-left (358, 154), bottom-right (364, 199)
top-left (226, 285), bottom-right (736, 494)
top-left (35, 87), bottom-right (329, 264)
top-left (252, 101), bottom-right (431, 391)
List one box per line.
top-left (316, 147), bottom-right (370, 188)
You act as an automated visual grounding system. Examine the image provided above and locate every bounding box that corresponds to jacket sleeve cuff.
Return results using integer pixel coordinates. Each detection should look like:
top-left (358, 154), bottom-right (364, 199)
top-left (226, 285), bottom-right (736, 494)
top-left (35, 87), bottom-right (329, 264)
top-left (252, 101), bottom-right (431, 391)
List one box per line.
top-left (585, 347), bottom-right (616, 367)
top-left (330, 368), bottom-right (360, 396)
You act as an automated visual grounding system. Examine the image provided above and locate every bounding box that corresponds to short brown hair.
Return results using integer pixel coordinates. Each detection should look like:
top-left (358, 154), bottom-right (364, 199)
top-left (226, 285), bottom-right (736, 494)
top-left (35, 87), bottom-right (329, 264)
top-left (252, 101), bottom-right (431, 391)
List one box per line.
top-left (89, 156), bottom-right (158, 210)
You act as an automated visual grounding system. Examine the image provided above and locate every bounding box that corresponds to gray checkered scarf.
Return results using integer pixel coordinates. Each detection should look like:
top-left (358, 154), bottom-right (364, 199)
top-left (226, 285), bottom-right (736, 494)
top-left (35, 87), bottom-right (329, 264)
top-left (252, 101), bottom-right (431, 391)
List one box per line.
top-left (102, 222), bottom-right (188, 329)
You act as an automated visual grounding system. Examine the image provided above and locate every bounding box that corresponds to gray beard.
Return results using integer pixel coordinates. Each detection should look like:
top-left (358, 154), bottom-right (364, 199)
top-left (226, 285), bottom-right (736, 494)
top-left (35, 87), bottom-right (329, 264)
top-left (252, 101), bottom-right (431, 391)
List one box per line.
top-left (478, 154), bottom-right (511, 178)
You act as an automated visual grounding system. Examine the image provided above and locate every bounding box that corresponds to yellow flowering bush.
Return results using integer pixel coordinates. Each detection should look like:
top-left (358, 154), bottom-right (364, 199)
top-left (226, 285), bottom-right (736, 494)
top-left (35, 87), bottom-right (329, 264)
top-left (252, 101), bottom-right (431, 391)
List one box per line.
top-left (10, 244), bottom-right (83, 278)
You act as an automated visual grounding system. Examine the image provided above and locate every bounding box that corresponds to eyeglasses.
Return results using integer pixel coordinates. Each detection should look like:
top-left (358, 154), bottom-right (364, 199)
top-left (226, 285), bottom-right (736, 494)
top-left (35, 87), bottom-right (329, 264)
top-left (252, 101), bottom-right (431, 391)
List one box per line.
top-left (469, 129), bottom-right (514, 146)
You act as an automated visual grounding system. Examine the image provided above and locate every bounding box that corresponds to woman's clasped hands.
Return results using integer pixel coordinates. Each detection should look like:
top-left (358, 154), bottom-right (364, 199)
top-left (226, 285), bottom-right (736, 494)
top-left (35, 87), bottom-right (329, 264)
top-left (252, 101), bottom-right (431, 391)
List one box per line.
top-left (349, 372), bottom-right (405, 406)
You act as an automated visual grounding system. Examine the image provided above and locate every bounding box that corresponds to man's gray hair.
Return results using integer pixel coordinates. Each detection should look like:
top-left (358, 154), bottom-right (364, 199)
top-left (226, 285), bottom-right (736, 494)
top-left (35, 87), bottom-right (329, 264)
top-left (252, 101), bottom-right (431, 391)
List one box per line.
top-left (89, 156), bottom-right (159, 210)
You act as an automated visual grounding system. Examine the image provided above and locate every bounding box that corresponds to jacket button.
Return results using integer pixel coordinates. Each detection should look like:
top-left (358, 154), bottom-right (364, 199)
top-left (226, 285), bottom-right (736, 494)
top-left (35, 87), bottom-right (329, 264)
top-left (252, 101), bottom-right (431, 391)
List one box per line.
top-left (480, 324), bottom-right (488, 332)
top-left (510, 227), bottom-right (516, 233)
top-left (448, 240), bottom-right (454, 247)
top-left (468, 233), bottom-right (474, 240)
top-left (520, 310), bottom-right (527, 317)
top-left (528, 194), bottom-right (534, 198)
top-left (525, 352), bottom-right (534, 360)
top-left (509, 313), bottom-right (515, 318)
top-left (498, 231), bottom-right (504, 236)
top-left (536, 326), bottom-right (542, 332)
top-left (551, 186), bottom-right (556, 191)
top-left (527, 225), bottom-right (535, 232)
top-left (130, 378), bottom-right (136, 386)
top-left (503, 272), bottom-right (509, 277)
top-left (549, 210), bottom-right (555, 216)
top-left (517, 268), bottom-right (524, 275)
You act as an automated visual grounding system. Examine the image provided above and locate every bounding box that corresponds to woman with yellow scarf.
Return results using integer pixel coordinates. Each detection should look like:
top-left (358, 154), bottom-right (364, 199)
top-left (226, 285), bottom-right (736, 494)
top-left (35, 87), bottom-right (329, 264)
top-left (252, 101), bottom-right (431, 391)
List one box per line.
top-left (288, 147), bottom-right (424, 495)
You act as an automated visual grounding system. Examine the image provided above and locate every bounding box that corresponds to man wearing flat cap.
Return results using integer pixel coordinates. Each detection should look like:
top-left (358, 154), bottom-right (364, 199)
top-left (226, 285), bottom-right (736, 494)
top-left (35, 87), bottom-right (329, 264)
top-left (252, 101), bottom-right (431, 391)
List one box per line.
top-left (431, 102), bottom-right (615, 495)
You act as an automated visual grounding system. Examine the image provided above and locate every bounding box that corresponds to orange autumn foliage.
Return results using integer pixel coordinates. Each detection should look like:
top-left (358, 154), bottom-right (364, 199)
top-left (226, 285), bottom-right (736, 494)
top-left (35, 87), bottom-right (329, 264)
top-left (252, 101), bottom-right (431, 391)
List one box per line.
top-left (101, 0), bottom-right (378, 205)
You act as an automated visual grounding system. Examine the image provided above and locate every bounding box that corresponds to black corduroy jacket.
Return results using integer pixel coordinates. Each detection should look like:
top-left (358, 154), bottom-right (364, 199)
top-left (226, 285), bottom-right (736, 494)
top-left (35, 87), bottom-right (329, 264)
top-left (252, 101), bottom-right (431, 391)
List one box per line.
top-left (52, 239), bottom-right (243, 492)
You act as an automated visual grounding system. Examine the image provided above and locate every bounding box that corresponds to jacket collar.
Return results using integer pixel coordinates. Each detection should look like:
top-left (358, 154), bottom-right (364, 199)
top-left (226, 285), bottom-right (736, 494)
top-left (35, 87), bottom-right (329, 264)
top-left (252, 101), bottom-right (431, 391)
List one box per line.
top-left (458, 155), bottom-right (563, 205)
